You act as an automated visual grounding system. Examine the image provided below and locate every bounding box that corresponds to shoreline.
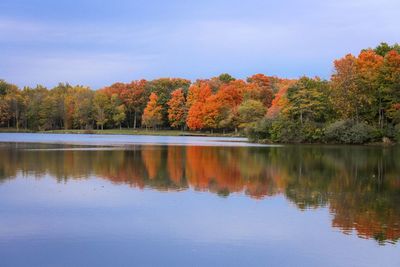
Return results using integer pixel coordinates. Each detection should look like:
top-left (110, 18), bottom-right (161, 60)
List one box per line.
top-left (0, 129), bottom-right (398, 146)
top-left (0, 128), bottom-right (244, 138)
top-left (0, 132), bottom-right (263, 148)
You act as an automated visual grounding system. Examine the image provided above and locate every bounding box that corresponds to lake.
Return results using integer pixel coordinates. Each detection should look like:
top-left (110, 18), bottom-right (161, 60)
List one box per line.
top-left (0, 133), bottom-right (399, 266)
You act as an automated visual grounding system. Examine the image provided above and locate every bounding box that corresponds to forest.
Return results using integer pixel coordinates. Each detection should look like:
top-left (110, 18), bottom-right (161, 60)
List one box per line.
top-left (1, 42), bottom-right (400, 144)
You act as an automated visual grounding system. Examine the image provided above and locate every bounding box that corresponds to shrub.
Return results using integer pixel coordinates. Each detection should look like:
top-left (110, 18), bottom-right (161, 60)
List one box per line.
top-left (324, 120), bottom-right (350, 143)
top-left (246, 118), bottom-right (272, 142)
top-left (300, 121), bottom-right (325, 143)
top-left (348, 122), bottom-right (380, 144)
top-left (269, 118), bottom-right (300, 143)
top-left (324, 120), bottom-right (379, 144)
top-left (247, 117), bottom-right (325, 143)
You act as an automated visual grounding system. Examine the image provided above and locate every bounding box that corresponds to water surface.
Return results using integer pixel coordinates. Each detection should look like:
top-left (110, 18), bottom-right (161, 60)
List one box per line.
top-left (0, 133), bottom-right (261, 147)
top-left (0, 134), bottom-right (399, 266)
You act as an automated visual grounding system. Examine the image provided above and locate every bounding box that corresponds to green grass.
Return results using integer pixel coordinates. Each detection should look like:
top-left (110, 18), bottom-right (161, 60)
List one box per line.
top-left (0, 128), bottom-right (33, 133)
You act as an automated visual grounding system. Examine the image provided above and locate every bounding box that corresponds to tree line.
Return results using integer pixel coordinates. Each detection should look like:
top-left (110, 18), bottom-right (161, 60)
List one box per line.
top-left (1, 42), bottom-right (400, 143)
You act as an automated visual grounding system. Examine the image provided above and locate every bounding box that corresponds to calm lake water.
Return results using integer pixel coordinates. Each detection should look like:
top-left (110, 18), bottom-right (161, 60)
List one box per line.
top-left (0, 134), bottom-right (399, 266)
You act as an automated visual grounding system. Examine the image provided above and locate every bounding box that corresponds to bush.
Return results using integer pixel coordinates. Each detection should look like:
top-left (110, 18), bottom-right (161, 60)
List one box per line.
top-left (324, 120), bottom-right (350, 143)
top-left (269, 118), bottom-right (300, 143)
top-left (248, 118), bottom-right (382, 144)
top-left (247, 117), bottom-right (325, 143)
top-left (324, 120), bottom-right (379, 144)
top-left (246, 118), bottom-right (272, 142)
top-left (300, 121), bottom-right (325, 143)
top-left (269, 118), bottom-right (325, 143)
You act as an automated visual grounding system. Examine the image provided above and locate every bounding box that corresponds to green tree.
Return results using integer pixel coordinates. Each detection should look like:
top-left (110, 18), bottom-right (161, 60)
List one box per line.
top-left (284, 77), bottom-right (332, 125)
top-left (93, 92), bottom-right (110, 130)
top-left (238, 99), bottom-right (266, 128)
top-left (72, 86), bottom-right (94, 129)
top-left (379, 50), bottom-right (400, 125)
top-left (111, 94), bottom-right (126, 129)
top-left (373, 42), bottom-right (400, 57)
top-left (148, 78), bottom-right (191, 127)
top-left (218, 73), bottom-right (235, 83)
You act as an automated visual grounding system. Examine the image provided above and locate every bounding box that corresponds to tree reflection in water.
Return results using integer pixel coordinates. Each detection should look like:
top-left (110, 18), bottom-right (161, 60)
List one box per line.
top-left (0, 143), bottom-right (399, 245)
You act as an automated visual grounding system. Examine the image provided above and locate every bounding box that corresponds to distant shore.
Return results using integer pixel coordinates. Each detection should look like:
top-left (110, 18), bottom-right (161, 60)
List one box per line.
top-left (0, 128), bottom-right (243, 138)
top-left (1, 128), bottom-right (397, 146)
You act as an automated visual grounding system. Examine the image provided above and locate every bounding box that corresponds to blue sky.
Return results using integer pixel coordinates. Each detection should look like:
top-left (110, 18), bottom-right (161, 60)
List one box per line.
top-left (0, 0), bottom-right (399, 88)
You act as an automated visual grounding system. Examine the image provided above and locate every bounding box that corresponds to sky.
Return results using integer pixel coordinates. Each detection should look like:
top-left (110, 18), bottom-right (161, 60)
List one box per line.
top-left (0, 0), bottom-right (399, 89)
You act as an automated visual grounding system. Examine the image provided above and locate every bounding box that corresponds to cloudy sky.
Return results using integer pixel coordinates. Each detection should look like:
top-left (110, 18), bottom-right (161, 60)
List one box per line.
top-left (0, 0), bottom-right (399, 88)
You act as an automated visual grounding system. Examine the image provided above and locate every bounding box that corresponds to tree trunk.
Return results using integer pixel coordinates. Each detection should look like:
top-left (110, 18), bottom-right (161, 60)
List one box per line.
top-left (378, 97), bottom-right (383, 128)
top-left (355, 106), bottom-right (359, 123)
top-left (134, 111), bottom-right (137, 129)
top-left (300, 111), bottom-right (303, 125)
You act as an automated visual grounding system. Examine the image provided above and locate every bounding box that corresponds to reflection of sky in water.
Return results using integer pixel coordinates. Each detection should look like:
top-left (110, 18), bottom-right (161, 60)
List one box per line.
top-left (0, 175), bottom-right (399, 267)
top-left (0, 133), bottom-right (273, 147)
top-left (0, 139), bottom-right (399, 266)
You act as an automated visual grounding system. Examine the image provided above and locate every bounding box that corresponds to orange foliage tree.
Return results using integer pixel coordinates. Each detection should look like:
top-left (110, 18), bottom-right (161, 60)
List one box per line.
top-left (167, 88), bottom-right (187, 129)
top-left (142, 93), bottom-right (162, 129)
top-left (186, 82), bottom-right (212, 130)
top-left (266, 79), bottom-right (296, 118)
top-left (120, 80), bottom-right (148, 129)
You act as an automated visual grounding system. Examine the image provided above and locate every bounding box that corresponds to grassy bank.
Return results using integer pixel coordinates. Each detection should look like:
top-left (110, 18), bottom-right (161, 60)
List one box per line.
top-left (0, 128), bottom-right (33, 133)
top-left (0, 128), bottom-right (243, 137)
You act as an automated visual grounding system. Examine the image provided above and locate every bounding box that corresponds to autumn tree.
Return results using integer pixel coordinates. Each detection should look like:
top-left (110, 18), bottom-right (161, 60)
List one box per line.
top-left (167, 88), bottom-right (187, 129)
top-left (0, 96), bottom-right (11, 127)
top-left (186, 83), bottom-right (212, 130)
top-left (246, 74), bottom-right (274, 107)
top-left (148, 78), bottom-right (191, 126)
top-left (38, 92), bottom-right (58, 130)
top-left (379, 50), bottom-right (400, 124)
top-left (201, 95), bottom-right (221, 130)
top-left (93, 92), bottom-right (110, 130)
top-left (266, 79), bottom-right (296, 119)
top-left (142, 93), bottom-right (163, 129)
top-left (0, 80), bottom-right (13, 127)
top-left (110, 94), bottom-right (126, 129)
top-left (5, 85), bottom-right (25, 130)
top-left (357, 50), bottom-right (384, 126)
top-left (331, 54), bottom-right (363, 122)
top-left (211, 80), bottom-right (246, 131)
top-left (50, 83), bottom-right (72, 129)
top-left (120, 80), bottom-right (148, 129)
top-left (284, 77), bottom-right (332, 125)
top-left (71, 86), bottom-right (94, 129)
